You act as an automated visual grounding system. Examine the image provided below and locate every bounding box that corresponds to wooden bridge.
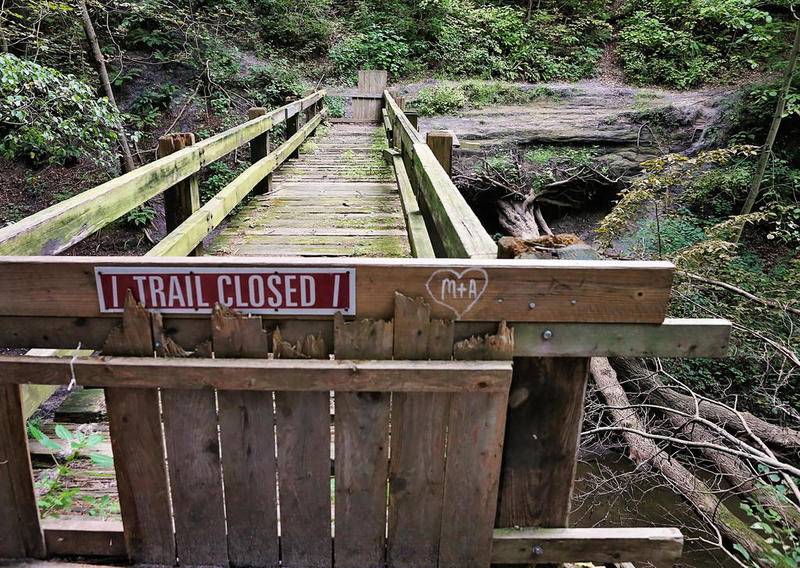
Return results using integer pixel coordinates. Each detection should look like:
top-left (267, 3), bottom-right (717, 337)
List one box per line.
top-left (0, 71), bottom-right (731, 568)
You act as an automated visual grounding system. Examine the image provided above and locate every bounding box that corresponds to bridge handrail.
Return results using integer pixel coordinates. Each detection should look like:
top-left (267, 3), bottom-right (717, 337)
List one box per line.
top-left (147, 109), bottom-right (326, 257)
top-left (0, 90), bottom-right (326, 255)
top-left (383, 90), bottom-right (497, 259)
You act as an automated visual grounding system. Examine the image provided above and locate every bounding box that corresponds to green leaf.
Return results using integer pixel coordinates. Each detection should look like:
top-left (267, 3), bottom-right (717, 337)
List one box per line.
top-left (54, 424), bottom-right (72, 441)
top-left (90, 454), bottom-right (114, 468)
top-left (733, 543), bottom-right (750, 561)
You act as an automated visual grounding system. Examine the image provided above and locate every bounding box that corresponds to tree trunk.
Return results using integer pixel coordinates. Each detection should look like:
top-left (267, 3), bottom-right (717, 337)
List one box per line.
top-left (497, 199), bottom-right (540, 238)
top-left (590, 357), bottom-right (772, 561)
top-left (77, 0), bottom-right (135, 173)
top-left (737, 18), bottom-right (800, 240)
top-left (525, 0), bottom-right (534, 22)
top-left (635, 371), bottom-right (800, 451)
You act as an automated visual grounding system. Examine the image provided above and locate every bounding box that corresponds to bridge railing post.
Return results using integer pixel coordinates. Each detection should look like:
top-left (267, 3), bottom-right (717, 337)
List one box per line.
top-left (157, 132), bottom-right (201, 254)
top-left (248, 107), bottom-right (271, 195)
top-left (285, 96), bottom-right (300, 159)
top-left (405, 110), bottom-right (418, 130)
top-left (426, 130), bottom-right (454, 177)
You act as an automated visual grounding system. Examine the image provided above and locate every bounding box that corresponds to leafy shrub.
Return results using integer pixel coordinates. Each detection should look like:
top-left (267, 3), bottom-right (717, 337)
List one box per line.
top-left (129, 83), bottom-right (178, 129)
top-left (255, 0), bottom-right (332, 55)
top-left (411, 84), bottom-right (468, 116)
top-left (617, 0), bottom-right (787, 88)
top-left (125, 205), bottom-right (156, 228)
top-left (0, 54), bottom-right (122, 167)
top-left (324, 96), bottom-right (346, 118)
top-left (241, 61), bottom-right (307, 108)
top-left (427, 0), bottom-right (610, 82)
top-left (202, 161), bottom-right (246, 202)
top-left (330, 26), bottom-right (417, 82)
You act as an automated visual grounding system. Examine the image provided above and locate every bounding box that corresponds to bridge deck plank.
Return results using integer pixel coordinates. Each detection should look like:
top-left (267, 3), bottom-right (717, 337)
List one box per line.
top-left (207, 123), bottom-right (410, 258)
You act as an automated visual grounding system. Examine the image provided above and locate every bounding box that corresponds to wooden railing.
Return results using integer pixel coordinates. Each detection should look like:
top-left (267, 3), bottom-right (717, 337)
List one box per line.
top-left (383, 91), bottom-right (497, 259)
top-left (0, 90), bottom-right (325, 255)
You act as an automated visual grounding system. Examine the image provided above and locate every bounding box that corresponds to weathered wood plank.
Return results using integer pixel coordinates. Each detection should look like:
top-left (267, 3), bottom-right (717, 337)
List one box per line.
top-left (0, 317), bottom-right (731, 358)
top-left (391, 152), bottom-right (435, 258)
top-left (159, 310), bottom-right (227, 568)
top-left (101, 294), bottom-right (174, 565)
top-left (0, 384), bottom-right (44, 559)
top-left (491, 527), bottom-right (684, 564)
top-left (495, 357), bottom-right (588, 528)
top-left (333, 314), bottom-right (393, 568)
top-left (41, 519), bottom-right (125, 558)
top-left (212, 306), bottom-right (279, 568)
top-left (0, 257), bottom-right (676, 324)
top-left (0, 356), bottom-right (512, 392)
top-left (439, 324), bottom-right (513, 568)
top-left (387, 294), bottom-right (449, 568)
top-left (0, 91), bottom-right (324, 255)
top-left (273, 331), bottom-right (331, 568)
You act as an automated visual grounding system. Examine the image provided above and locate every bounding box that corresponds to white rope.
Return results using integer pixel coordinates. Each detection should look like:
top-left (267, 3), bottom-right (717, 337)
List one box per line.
top-left (68, 342), bottom-right (82, 391)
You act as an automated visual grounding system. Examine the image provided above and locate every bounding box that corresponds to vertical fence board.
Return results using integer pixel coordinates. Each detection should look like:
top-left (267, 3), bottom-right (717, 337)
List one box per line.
top-left (439, 325), bottom-right (513, 568)
top-left (0, 384), bottom-right (44, 559)
top-left (160, 310), bottom-right (227, 568)
top-left (103, 293), bottom-right (174, 565)
top-left (387, 294), bottom-right (450, 568)
top-left (213, 306), bottom-right (279, 568)
top-left (274, 331), bottom-right (331, 568)
top-left (333, 314), bottom-right (393, 568)
top-left (495, 357), bottom-right (589, 527)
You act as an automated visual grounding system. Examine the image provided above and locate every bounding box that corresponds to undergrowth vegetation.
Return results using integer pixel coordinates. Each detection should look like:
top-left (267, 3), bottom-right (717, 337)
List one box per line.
top-left (410, 81), bottom-right (560, 116)
top-left (597, 145), bottom-right (800, 414)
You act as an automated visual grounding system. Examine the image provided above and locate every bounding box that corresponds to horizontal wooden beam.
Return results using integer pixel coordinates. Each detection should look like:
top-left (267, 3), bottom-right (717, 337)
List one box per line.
top-left (29, 522), bottom-right (682, 564)
top-left (42, 519), bottom-right (125, 558)
top-left (390, 151), bottom-right (435, 258)
top-left (0, 356), bottom-right (512, 392)
top-left (0, 91), bottom-right (324, 255)
top-left (0, 317), bottom-right (730, 357)
top-left (147, 111), bottom-right (325, 257)
top-left (491, 527), bottom-right (683, 564)
top-left (512, 318), bottom-right (731, 358)
top-left (0, 257), bottom-right (674, 323)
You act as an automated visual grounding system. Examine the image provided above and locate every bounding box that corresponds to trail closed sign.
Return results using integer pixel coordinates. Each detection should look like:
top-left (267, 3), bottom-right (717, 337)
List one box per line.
top-left (95, 267), bottom-right (356, 315)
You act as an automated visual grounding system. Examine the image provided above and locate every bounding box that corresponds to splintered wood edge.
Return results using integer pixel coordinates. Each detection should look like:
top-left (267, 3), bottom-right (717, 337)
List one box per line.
top-left (454, 321), bottom-right (514, 361)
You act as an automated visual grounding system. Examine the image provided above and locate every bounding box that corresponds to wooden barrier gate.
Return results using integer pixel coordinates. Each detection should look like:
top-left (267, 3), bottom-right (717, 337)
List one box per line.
top-left (0, 256), bottom-right (727, 567)
top-left (0, 72), bottom-right (731, 568)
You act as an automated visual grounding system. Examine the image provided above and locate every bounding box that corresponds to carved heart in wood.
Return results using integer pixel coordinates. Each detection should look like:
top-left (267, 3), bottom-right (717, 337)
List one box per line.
top-left (425, 268), bottom-right (488, 319)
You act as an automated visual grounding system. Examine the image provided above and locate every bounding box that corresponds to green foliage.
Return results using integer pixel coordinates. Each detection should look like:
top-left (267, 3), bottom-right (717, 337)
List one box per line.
top-left (254, 0), bottom-right (332, 55)
top-left (411, 84), bottom-right (468, 116)
top-left (630, 215), bottom-right (708, 255)
top-left (617, 0), bottom-right (789, 88)
top-left (737, 476), bottom-right (800, 567)
top-left (427, 0), bottom-right (610, 82)
top-left (324, 96), bottom-right (346, 118)
top-left (125, 205), bottom-right (156, 228)
top-left (128, 83), bottom-right (178, 129)
top-left (330, 26), bottom-right (417, 82)
top-left (411, 81), bottom-right (559, 116)
top-left (0, 54), bottom-right (121, 167)
top-left (202, 161), bottom-right (246, 202)
top-left (240, 61), bottom-right (307, 108)
top-left (28, 421), bottom-right (115, 517)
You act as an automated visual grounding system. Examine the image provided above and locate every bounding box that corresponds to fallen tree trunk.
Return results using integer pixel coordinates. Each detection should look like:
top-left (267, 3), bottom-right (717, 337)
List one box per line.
top-left (635, 371), bottom-right (800, 452)
top-left (497, 198), bottom-right (540, 238)
top-left (590, 357), bottom-right (772, 561)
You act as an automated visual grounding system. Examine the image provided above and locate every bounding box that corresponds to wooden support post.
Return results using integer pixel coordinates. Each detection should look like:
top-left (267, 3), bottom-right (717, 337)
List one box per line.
top-left (286, 97), bottom-right (300, 159)
top-left (426, 131), bottom-right (454, 177)
top-left (0, 384), bottom-right (45, 560)
top-left (248, 107), bottom-right (271, 195)
top-left (405, 110), bottom-right (418, 129)
top-left (157, 133), bottom-right (201, 254)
